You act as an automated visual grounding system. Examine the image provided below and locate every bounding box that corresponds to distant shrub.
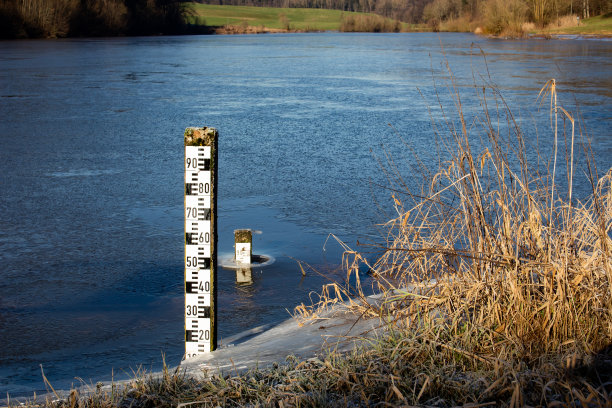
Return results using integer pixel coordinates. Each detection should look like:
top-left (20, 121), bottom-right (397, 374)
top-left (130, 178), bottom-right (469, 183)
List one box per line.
top-left (0, 0), bottom-right (184, 38)
top-left (70, 0), bottom-right (128, 36)
top-left (339, 13), bottom-right (401, 32)
top-left (422, 0), bottom-right (461, 30)
top-left (521, 21), bottom-right (536, 31)
top-left (300, 25), bottom-right (320, 32)
top-left (279, 12), bottom-right (291, 30)
top-left (439, 15), bottom-right (474, 31)
top-left (481, 0), bottom-right (527, 35)
top-left (0, 1), bottom-right (26, 38)
top-left (551, 13), bottom-right (579, 28)
top-left (9, 0), bottom-right (79, 38)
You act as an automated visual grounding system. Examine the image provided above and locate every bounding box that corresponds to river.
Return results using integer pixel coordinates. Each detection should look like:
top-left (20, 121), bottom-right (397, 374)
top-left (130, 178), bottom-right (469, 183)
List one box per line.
top-left (0, 32), bottom-right (610, 396)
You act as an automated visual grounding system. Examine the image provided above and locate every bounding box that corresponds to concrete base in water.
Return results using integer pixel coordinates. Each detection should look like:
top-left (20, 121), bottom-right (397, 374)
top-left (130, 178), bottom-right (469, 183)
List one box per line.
top-left (181, 300), bottom-right (384, 378)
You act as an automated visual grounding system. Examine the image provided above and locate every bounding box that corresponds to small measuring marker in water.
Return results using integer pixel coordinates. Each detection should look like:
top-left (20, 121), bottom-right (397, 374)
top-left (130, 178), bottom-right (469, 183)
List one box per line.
top-left (234, 229), bottom-right (252, 265)
top-left (184, 127), bottom-right (218, 358)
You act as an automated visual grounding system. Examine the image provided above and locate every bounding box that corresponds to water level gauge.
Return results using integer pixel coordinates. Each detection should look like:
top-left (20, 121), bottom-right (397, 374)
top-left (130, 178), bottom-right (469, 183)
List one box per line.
top-left (184, 128), bottom-right (218, 358)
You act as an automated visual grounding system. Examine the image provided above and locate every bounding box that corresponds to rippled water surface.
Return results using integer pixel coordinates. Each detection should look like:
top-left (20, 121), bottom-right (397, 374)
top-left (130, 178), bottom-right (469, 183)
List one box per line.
top-left (1, 33), bottom-right (610, 396)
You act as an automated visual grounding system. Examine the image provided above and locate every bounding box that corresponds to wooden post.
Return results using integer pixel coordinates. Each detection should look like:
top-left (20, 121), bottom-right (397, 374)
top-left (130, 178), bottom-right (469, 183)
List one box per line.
top-left (234, 229), bottom-right (252, 265)
top-left (234, 229), bottom-right (253, 284)
top-left (184, 127), bottom-right (218, 357)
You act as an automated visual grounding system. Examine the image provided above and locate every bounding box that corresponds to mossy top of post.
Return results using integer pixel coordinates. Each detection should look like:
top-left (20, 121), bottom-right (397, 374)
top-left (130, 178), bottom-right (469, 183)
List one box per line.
top-left (185, 127), bottom-right (217, 146)
top-left (234, 229), bottom-right (252, 243)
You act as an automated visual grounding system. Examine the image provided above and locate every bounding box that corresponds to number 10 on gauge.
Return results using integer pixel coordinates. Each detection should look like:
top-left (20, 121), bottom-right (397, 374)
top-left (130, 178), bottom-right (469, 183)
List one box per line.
top-left (185, 144), bottom-right (213, 357)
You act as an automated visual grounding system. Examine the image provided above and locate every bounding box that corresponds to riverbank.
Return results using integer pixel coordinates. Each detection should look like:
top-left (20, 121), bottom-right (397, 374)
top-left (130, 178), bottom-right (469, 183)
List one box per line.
top-left (3, 292), bottom-right (387, 406)
top-left (11, 276), bottom-right (612, 407)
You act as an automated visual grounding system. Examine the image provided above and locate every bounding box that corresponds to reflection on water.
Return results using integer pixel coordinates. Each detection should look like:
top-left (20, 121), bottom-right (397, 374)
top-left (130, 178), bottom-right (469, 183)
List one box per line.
top-left (0, 33), bottom-right (610, 396)
top-left (235, 267), bottom-right (252, 284)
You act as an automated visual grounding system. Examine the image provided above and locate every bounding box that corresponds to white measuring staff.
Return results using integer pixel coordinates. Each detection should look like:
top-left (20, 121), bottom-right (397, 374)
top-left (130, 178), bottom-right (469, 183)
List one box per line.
top-left (185, 145), bottom-right (213, 357)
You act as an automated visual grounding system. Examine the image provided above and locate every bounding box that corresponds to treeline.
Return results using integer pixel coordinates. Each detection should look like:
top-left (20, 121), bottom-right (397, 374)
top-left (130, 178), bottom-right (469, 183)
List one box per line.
top-left (1, 0), bottom-right (608, 39)
top-left (0, 0), bottom-right (187, 38)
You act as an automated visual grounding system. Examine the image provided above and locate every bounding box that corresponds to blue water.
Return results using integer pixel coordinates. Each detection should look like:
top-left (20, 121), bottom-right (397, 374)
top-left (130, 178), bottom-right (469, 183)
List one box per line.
top-left (1, 33), bottom-right (610, 397)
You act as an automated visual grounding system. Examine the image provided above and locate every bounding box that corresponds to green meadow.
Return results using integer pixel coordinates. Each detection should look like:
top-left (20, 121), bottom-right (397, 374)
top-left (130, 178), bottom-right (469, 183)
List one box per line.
top-left (183, 3), bottom-right (410, 31)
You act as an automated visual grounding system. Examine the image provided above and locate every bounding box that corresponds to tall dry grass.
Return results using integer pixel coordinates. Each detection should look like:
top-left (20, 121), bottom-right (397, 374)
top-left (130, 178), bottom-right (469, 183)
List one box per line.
top-left (295, 56), bottom-right (612, 404)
